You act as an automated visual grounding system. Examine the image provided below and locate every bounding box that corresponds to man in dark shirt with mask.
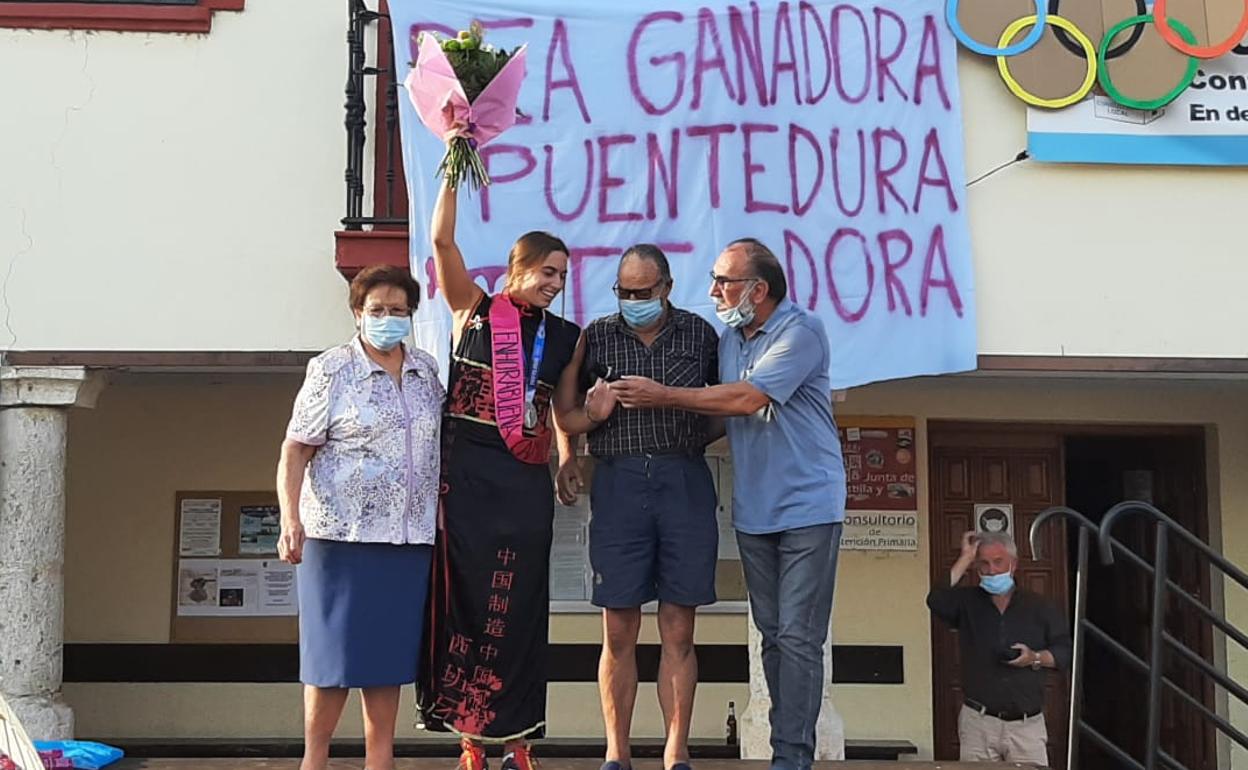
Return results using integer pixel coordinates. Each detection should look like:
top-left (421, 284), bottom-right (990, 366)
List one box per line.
top-left (555, 244), bottom-right (720, 770)
top-left (927, 531), bottom-right (1073, 765)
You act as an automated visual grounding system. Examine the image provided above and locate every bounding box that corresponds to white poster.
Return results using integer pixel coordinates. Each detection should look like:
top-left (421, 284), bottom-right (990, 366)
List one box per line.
top-left (177, 559), bottom-right (299, 617)
top-left (178, 498), bottom-right (221, 557)
top-left (260, 560), bottom-right (298, 614)
top-left (1029, 55), bottom-right (1248, 165)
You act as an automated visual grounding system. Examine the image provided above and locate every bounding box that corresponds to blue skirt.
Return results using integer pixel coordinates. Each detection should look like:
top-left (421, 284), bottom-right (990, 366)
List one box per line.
top-left (298, 538), bottom-right (433, 688)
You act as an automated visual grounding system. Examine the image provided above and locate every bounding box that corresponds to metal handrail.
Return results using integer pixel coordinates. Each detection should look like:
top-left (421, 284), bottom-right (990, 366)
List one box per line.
top-left (1143, 520), bottom-right (1167, 770)
top-left (1081, 723), bottom-right (1145, 770)
top-left (1163, 630), bottom-right (1248, 707)
top-left (1030, 506), bottom-right (1099, 770)
top-left (1085, 617), bottom-right (1248, 746)
top-left (1100, 535), bottom-right (1248, 654)
top-left (1100, 500), bottom-right (1248, 592)
top-left (1031, 502), bottom-right (1246, 770)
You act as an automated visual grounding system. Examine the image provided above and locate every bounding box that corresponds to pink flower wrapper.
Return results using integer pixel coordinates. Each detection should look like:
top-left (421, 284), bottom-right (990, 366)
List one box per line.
top-left (404, 33), bottom-right (528, 148)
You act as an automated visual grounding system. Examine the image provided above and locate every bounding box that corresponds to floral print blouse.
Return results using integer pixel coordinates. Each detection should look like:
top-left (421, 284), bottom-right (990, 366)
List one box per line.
top-left (285, 338), bottom-right (443, 545)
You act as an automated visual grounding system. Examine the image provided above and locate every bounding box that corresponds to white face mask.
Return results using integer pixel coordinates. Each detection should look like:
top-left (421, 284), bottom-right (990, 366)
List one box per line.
top-left (716, 280), bottom-right (759, 328)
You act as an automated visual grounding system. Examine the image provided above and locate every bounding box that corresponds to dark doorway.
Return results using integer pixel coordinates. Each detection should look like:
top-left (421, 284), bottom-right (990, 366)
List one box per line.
top-left (1065, 433), bottom-right (1216, 770)
top-left (927, 427), bottom-right (1069, 766)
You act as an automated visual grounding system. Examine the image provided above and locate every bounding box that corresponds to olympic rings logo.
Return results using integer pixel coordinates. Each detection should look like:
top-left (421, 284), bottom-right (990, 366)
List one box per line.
top-left (946, 0), bottom-right (1248, 109)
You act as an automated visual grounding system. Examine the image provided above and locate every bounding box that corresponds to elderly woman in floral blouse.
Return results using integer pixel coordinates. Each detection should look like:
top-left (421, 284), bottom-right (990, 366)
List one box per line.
top-left (277, 264), bottom-right (443, 770)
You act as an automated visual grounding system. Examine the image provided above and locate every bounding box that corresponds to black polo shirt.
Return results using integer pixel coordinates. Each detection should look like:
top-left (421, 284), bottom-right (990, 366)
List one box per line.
top-left (581, 306), bottom-right (718, 457)
top-left (927, 585), bottom-right (1072, 715)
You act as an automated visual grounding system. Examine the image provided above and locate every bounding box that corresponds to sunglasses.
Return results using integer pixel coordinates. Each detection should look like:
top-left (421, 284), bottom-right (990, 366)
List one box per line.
top-left (613, 279), bottom-right (669, 301)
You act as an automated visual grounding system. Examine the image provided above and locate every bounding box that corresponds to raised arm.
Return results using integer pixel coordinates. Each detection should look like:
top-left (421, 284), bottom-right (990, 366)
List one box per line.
top-left (431, 177), bottom-right (486, 314)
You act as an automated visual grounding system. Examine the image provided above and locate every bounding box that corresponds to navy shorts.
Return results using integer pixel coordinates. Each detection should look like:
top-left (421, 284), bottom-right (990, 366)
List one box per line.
top-left (589, 453), bottom-right (719, 608)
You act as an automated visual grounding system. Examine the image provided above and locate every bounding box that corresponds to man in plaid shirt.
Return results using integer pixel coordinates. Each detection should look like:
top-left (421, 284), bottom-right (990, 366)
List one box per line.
top-left (556, 244), bottom-right (721, 770)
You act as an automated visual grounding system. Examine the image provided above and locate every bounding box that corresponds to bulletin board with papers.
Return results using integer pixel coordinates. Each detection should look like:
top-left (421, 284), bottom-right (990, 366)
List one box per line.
top-left (170, 491), bottom-right (299, 643)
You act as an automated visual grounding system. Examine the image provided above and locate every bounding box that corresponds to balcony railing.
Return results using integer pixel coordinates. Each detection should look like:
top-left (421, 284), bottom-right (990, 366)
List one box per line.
top-left (336, 0), bottom-right (411, 277)
top-left (343, 0), bottom-right (409, 232)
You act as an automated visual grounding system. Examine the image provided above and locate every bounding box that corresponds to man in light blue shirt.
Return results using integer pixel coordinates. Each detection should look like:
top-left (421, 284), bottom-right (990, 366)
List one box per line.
top-left (610, 238), bottom-right (846, 770)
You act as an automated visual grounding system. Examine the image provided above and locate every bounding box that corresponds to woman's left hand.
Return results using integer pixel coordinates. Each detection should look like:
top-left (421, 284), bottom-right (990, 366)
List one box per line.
top-left (585, 377), bottom-right (619, 421)
top-left (278, 518), bottom-right (306, 565)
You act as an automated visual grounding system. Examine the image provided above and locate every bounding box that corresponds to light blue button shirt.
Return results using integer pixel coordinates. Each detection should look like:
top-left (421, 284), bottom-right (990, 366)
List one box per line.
top-left (720, 299), bottom-right (846, 535)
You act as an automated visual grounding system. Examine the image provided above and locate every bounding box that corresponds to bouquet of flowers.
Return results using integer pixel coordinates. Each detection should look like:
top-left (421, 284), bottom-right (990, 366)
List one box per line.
top-left (406, 22), bottom-right (528, 191)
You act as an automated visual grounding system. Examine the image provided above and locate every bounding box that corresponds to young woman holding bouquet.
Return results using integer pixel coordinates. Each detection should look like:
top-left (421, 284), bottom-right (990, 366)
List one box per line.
top-left (420, 176), bottom-right (614, 770)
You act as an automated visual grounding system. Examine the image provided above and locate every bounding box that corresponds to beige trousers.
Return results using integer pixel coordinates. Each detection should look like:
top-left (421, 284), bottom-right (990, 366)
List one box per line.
top-left (958, 703), bottom-right (1050, 766)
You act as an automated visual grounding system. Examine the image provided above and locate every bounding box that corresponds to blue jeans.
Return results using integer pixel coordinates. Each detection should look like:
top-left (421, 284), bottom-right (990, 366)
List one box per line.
top-left (736, 523), bottom-right (843, 770)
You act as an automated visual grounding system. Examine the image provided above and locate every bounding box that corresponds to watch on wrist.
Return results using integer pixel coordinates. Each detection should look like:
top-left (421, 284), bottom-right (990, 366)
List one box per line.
top-left (1030, 654), bottom-right (1043, 670)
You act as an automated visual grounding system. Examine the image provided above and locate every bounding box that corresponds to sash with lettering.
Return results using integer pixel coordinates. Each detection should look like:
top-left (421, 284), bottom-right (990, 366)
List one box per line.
top-left (488, 294), bottom-right (549, 464)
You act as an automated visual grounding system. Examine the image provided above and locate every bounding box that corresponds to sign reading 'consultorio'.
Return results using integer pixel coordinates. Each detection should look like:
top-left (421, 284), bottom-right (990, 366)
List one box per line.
top-left (838, 421), bottom-right (919, 551)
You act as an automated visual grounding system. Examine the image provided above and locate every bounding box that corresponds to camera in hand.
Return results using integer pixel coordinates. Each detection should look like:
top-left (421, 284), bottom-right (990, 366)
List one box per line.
top-left (999, 645), bottom-right (1024, 665)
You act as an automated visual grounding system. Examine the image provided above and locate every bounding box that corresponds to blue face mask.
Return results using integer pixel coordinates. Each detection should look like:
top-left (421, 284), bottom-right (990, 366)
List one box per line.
top-left (715, 280), bottom-right (759, 328)
top-left (361, 315), bottom-right (411, 351)
top-left (980, 571), bottom-right (1015, 596)
top-left (619, 298), bottom-right (664, 328)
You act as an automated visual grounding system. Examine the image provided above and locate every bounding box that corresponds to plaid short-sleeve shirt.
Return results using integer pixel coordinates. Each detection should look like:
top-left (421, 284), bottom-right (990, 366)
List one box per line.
top-left (582, 306), bottom-right (719, 457)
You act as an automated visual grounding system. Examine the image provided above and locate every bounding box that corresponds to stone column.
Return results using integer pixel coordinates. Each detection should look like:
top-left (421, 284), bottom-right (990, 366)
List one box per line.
top-left (0, 366), bottom-right (103, 740)
top-left (814, 631), bottom-right (846, 761)
top-left (739, 600), bottom-right (845, 760)
top-left (739, 602), bottom-right (772, 760)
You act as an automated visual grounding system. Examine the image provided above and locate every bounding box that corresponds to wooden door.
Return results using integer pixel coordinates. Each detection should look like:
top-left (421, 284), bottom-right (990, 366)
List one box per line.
top-left (929, 427), bottom-right (1070, 767)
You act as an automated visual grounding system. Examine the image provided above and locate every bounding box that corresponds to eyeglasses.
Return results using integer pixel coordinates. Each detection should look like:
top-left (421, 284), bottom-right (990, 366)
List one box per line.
top-left (363, 305), bottom-right (412, 318)
top-left (613, 279), bottom-right (669, 301)
top-left (709, 272), bottom-right (758, 289)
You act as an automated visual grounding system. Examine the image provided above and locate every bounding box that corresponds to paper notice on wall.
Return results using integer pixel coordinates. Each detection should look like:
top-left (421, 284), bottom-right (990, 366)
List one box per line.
top-left (177, 559), bottom-right (221, 615)
top-left (711, 457), bottom-right (739, 560)
top-left (179, 498), bottom-right (222, 556)
top-left (239, 505), bottom-right (281, 555)
top-left (260, 560), bottom-right (298, 615)
top-left (218, 563), bottom-right (260, 612)
top-left (177, 559), bottom-right (298, 617)
top-left (717, 504), bottom-right (739, 560)
top-left (551, 500), bottom-right (590, 601)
